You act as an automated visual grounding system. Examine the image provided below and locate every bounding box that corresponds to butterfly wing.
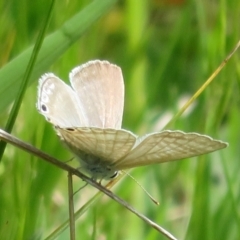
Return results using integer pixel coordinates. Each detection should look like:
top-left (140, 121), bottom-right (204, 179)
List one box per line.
top-left (57, 127), bottom-right (136, 162)
top-left (37, 74), bottom-right (87, 127)
top-left (70, 60), bottom-right (124, 129)
top-left (114, 130), bottom-right (228, 169)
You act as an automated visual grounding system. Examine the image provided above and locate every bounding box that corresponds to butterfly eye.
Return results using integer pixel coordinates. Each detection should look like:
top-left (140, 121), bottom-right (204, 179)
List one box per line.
top-left (109, 171), bottom-right (118, 179)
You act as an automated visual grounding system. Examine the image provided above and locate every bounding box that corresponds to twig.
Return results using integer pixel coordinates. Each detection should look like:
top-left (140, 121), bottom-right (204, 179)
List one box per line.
top-left (68, 172), bottom-right (75, 240)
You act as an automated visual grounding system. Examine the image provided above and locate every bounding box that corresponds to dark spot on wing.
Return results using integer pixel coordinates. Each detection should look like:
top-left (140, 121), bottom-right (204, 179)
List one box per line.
top-left (41, 104), bottom-right (47, 112)
top-left (66, 128), bottom-right (75, 131)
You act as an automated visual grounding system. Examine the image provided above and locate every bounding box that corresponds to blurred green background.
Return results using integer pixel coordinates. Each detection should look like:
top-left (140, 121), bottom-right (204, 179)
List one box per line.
top-left (0, 0), bottom-right (239, 239)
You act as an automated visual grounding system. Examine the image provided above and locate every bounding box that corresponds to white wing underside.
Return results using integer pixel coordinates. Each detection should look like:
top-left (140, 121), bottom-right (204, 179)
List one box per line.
top-left (114, 130), bottom-right (228, 169)
top-left (56, 127), bottom-right (136, 162)
top-left (70, 61), bottom-right (124, 128)
top-left (57, 127), bottom-right (228, 170)
top-left (37, 74), bottom-right (86, 127)
top-left (37, 61), bottom-right (124, 129)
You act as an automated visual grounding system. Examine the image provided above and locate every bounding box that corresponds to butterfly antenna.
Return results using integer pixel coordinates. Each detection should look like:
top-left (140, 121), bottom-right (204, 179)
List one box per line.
top-left (122, 170), bottom-right (159, 205)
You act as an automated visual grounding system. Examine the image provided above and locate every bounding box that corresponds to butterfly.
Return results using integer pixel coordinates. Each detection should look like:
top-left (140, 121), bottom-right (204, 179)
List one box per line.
top-left (37, 60), bottom-right (228, 180)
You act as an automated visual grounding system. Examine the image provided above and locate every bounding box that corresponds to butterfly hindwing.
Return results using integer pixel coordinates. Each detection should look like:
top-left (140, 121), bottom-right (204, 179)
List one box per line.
top-left (56, 127), bottom-right (136, 163)
top-left (114, 130), bottom-right (228, 169)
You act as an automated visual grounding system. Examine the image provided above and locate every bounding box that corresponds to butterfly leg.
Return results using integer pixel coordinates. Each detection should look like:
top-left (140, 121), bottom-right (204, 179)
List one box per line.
top-left (73, 181), bottom-right (88, 196)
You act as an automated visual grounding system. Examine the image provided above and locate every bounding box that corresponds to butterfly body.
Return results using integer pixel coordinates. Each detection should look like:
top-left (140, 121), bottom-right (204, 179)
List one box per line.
top-left (37, 60), bottom-right (228, 180)
top-left (70, 149), bottom-right (118, 180)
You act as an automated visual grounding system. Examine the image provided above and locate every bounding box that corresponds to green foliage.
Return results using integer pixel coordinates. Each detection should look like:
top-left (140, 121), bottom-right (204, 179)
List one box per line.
top-left (0, 0), bottom-right (239, 239)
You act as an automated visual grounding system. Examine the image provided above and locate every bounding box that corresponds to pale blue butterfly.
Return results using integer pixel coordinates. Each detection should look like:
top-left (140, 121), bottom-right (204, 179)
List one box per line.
top-left (37, 60), bottom-right (228, 180)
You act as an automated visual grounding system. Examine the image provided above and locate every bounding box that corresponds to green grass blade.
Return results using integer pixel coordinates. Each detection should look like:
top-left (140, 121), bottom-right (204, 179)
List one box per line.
top-left (0, 0), bottom-right (56, 161)
top-left (0, 0), bottom-right (117, 113)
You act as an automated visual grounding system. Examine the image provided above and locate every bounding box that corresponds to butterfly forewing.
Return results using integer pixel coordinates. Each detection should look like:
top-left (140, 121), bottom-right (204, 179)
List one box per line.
top-left (37, 74), bottom-right (87, 127)
top-left (70, 61), bottom-right (124, 129)
top-left (57, 127), bottom-right (136, 162)
top-left (114, 131), bottom-right (228, 169)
